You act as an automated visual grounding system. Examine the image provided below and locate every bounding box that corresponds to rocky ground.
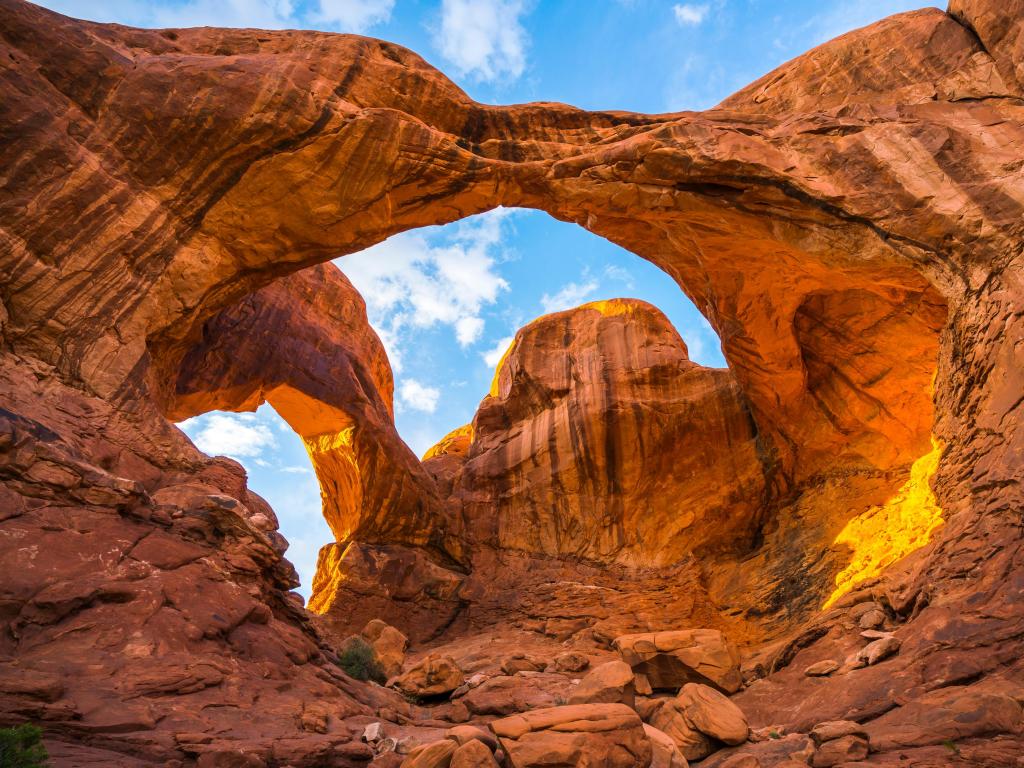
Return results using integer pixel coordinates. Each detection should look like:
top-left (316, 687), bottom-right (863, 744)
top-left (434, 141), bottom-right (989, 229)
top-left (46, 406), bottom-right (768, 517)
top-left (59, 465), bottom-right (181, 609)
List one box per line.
top-left (1, 0), bottom-right (1023, 765)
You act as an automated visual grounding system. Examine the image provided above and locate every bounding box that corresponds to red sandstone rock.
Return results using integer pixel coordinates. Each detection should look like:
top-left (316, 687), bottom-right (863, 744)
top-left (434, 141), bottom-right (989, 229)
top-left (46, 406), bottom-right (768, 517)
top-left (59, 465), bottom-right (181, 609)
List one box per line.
top-left (615, 630), bottom-right (743, 694)
top-left (644, 723), bottom-right (689, 768)
top-left (648, 699), bottom-right (717, 762)
top-left (449, 739), bottom-right (499, 768)
top-left (491, 703), bottom-right (652, 768)
top-left (447, 299), bottom-right (764, 566)
top-left (362, 619), bottom-right (409, 679)
top-left (392, 656), bottom-right (464, 699)
top-left (568, 660), bottom-right (637, 707)
top-left (0, 0), bottom-right (1023, 763)
top-left (676, 683), bottom-right (749, 746)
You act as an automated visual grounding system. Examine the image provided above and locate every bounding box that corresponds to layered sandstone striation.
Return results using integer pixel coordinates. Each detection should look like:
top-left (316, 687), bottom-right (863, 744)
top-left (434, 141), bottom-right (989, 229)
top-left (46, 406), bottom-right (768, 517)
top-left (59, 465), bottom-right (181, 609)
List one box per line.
top-left (425, 299), bottom-right (765, 566)
top-left (1, 0), bottom-right (1023, 764)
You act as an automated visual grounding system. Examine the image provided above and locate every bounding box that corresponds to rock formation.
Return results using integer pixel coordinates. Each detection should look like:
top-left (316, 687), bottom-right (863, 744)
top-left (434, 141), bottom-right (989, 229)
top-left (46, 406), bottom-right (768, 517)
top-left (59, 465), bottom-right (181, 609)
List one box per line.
top-left (1, 0), bottom-right (1023, 764)
top-left (426, 299), bottom-right (765, 567)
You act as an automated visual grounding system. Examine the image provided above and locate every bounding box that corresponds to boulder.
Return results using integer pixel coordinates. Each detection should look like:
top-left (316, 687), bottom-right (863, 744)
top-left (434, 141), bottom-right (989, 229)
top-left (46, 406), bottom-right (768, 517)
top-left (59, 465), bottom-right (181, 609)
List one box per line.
top-left (362, 619), bottom-right (408, 679)
top-left (491, 703), bottom-right (652, 768)
top-left (857, 609), bottom-right (885, 629)
top-left (445, 726), bottom-right (498, 752)
top-left (462, 673), bottom-right (572, 716)
top-left (857, 636), bottom-right (900, 666)
top-left (554, 652), bottom-right (590, 673)
top-left (809, 720), bottom-right (867, 746)
top-left (649, 699), bottom-right (717, 762)
top-left (677, 683), bottom-right (749, 746)
top-left (501, 654), bottom-right (545, 675)
top-left (810, 735), bottom-right (869, 767)
top-left (568, 660), bottom-right (636, 707)
top-left (362, 722), bottom-right (385, 743)
top-left (802, 661), bottom-right (838, 677)
top-left (402, 739), bottom-right (457, 768)
top-left (392, 655), bottom-right (464, 699)
top-left (614, 630), bottom-right (742, 693)
top-left (643, 723), bottom-right (689, 768)
top-left (450, 739), bottom-right (500, 768)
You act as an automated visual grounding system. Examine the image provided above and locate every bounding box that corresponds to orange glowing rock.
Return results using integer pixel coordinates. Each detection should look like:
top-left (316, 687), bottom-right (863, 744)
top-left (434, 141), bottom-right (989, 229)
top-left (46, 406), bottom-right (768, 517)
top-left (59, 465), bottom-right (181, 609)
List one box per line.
top-left (825, 439), bottom-right (945, 608)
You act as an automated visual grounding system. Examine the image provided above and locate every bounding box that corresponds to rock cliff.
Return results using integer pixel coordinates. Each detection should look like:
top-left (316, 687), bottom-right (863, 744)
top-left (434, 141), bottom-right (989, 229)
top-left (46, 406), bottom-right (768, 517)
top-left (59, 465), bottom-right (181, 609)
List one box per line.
top-left (428, 299), bottom-right (765, 566)
top-left (1, 0), bottom-right (1023, 764)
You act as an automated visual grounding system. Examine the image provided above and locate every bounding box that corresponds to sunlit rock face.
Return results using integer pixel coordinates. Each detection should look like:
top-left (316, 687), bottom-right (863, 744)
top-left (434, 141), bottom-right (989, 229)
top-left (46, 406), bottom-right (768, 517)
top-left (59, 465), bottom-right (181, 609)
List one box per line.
top-left (430, 299), bottom-right (765, 566)
top-left (1, 0), bottom-right (1023, 763)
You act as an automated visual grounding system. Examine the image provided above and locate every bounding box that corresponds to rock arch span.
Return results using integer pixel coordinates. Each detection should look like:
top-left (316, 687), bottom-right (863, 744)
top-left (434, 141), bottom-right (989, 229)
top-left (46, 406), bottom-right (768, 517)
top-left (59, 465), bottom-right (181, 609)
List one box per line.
top-left (0, 0), bottom-right (1022, 762)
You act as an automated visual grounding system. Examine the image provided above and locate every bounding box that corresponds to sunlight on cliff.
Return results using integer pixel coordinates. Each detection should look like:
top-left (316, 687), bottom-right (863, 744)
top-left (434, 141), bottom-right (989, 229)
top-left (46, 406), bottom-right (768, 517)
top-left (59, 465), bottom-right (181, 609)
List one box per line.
top-left (488, 339), bottom-right (517, 397)
top-left (306, 541), bottom-right (350, 616)
top-left (584, 298), bottom-right (643, 318)
top-left (303, 427), bottom-right (361, 542)
top-left (824, 438), bottom-right (944, 608)
top-left (422, 423), bottom-right (474, 460)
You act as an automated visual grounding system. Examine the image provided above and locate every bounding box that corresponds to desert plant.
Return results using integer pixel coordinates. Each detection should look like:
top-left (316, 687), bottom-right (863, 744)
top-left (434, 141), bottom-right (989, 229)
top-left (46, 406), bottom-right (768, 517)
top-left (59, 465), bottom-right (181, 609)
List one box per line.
top-left (337, 636), bottom-right (386, 684)
top-left (0, 724), bottom-right (50, 768)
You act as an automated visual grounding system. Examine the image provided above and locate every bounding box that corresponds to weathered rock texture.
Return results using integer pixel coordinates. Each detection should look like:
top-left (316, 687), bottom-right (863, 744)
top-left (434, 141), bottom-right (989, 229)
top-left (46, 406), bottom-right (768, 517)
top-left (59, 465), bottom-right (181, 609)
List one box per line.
top-left (1, 0), bottom-right (1023, 764)
top-left (426, 299), bottom-right (765, 566)
top-left (166, 262), bottom-right (449, 551)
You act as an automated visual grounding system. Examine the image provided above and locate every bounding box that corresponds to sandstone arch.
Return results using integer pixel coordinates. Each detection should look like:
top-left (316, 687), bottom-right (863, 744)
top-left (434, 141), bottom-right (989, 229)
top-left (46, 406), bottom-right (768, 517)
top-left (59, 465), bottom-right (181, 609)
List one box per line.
top-left (1, 0), bottom-right (1023, 762)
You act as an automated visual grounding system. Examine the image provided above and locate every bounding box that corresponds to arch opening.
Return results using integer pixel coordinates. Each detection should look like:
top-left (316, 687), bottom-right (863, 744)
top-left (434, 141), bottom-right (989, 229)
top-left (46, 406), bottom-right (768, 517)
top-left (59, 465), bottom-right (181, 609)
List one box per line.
top-left (163, 206), bottom-right (949, 634)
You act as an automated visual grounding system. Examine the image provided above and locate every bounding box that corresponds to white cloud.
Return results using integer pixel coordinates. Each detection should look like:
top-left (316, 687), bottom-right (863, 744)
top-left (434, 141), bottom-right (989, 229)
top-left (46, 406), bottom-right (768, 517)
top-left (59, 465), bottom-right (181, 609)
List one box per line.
top-left (398, 379), bottom-right (441, 413)
top-left (336, 209), bottom-right (514, 370)
top-left (178, 412), bottom-right (277, 460)
top-left (482, 335), bottom-right (515, 367)
top-left (314, 0), bottom-right (394, 31)
top-left (435, 0), bottom-right (529, 83)
top-left (540, 278), bottom-right (599, 314)
top-left (280, 465), bottom-right (314, 474)
top-left (673, 3), bottom-right (709, 26)
top-left (455, 316), bottom-right (485, 346)
top-left (603, 264), bottom-right (635, 289)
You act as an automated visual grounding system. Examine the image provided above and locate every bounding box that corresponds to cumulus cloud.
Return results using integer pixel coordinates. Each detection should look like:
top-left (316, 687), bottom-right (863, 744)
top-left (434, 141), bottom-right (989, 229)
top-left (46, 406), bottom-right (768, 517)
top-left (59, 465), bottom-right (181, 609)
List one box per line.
top-left (178, 412), bottom-right (277, 460)
top-left (336, 209), bottom-right (514, 369)
top-left (540, 278), bottom-right (599, 314)
top-left (482, 335), bottom-right (515, 367)
top-left (398, 379), bottom-right (441, 413)
top-left (435, 0), bottom-right (529, 82)
top-left (455, 316), bottom-right (486, 346)
top-left (673, 3), bottom-right (709, 26)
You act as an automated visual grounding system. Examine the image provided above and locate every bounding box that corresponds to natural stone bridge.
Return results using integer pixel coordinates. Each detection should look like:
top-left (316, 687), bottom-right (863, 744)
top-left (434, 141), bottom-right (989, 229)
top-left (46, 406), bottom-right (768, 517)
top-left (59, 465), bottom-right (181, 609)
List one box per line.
top-left (0, 0), bottom-right (1022, 764)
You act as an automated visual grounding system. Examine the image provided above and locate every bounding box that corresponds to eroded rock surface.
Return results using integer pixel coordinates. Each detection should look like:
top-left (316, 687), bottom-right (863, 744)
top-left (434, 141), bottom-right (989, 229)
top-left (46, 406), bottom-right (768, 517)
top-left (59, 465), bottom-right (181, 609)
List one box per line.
top-left (1, 0), bottom-right (1023, 763)
top-left (432, 299), bottom-right (764, 566)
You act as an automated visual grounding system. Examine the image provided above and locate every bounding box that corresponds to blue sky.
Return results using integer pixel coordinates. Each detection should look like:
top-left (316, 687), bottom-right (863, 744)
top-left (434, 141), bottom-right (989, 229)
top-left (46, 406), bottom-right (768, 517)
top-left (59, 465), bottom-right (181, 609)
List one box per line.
top-left (43, 0), bottom-right (930, 594)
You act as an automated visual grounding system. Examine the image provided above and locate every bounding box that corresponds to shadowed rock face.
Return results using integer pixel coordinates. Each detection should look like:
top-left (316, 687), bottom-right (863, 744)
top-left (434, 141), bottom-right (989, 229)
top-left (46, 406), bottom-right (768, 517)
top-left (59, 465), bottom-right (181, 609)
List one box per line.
top-left (1, 0), bottom-right (1023, 763)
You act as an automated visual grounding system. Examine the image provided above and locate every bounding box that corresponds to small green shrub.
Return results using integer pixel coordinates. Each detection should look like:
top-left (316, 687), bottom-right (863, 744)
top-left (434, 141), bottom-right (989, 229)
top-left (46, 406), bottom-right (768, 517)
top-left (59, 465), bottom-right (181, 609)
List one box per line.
top-left (337, 636), bottom-right (386, 684)
top-left (0, 724), bottom-right (50, 768)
